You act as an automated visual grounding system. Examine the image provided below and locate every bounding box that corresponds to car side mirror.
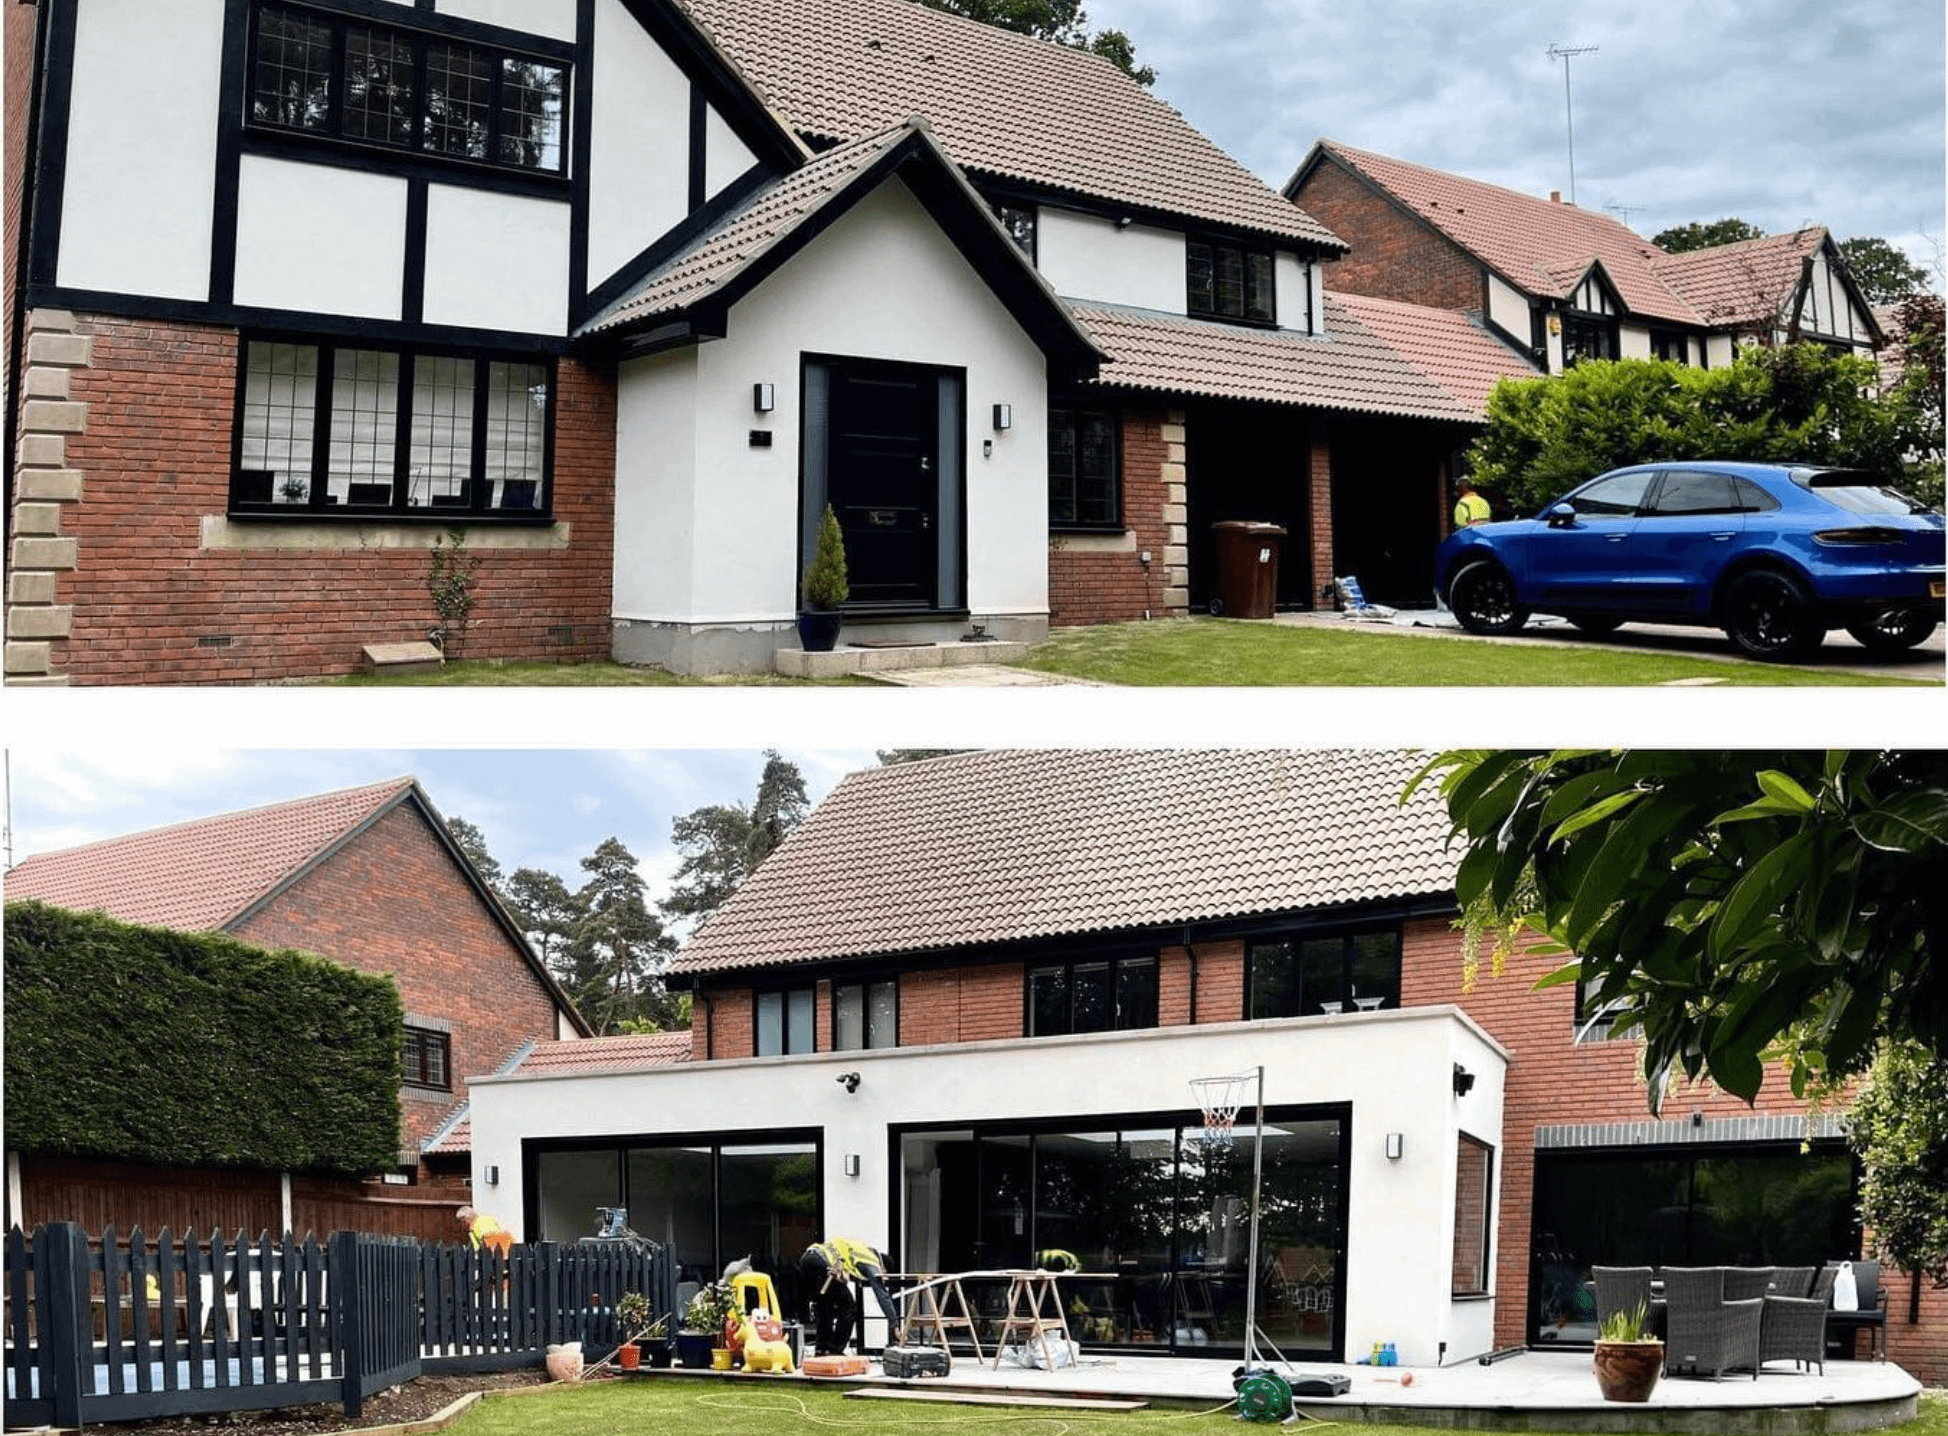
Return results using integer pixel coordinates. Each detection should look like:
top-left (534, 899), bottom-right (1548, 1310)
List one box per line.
top-left (1546, 503), bottom-right (1577, 528)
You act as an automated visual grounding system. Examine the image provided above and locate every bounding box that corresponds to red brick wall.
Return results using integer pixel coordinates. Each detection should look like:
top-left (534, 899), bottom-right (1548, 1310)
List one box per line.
top-left (1295, 159), bottom-right (1484, 312)
top-left (1306, 430), bottom-right (1334, 600)
top-left (45, 313), bottom-right (615, 683)
top-left (4, 3), bottom-right (36, 350)
top-left (1191, 938), bottom-right (1245, 1021)
top-left (1048, 406), bottom-right (1180, 626)
top-left (231, 801), bottom-right (564, 1163)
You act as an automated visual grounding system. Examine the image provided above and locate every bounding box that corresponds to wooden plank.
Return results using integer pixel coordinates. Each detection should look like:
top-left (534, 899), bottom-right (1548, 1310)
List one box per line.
top-left (846, 1388), bottom-right (1148, 1412)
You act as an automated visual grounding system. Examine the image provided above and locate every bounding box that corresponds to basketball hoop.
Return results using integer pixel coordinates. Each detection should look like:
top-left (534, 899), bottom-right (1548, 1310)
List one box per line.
top-left (1189, 1073), bottom-right (1247, 1150)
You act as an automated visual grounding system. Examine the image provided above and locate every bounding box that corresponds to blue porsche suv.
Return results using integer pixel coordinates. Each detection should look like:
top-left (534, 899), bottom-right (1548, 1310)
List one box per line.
top-left (1434, 462), bottom-right (1945, 662)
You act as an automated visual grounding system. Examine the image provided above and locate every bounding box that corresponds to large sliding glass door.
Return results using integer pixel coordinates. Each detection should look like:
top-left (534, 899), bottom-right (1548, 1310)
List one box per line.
top-left (899, 1108), bottom-right (1347, 1359)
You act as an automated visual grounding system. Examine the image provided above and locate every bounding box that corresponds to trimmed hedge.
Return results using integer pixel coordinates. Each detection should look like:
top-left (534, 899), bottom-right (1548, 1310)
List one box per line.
top-left (4, 901), bottom-right (403, 1176)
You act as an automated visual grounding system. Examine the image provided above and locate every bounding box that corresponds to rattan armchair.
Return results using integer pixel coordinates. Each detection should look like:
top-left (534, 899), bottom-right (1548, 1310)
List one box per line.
top-left (1661, 1266), bottom-right (1762, 1380)
top-left (1591, 1266), bottom-right (1663, 1340)
top-left (1762, 1266), bottom-right (1836, 1374)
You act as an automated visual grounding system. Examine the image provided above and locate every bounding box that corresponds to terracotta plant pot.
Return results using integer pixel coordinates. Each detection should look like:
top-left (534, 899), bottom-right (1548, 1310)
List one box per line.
top-left (1593, 1340), bottom-right (1664, 1402)
top-left (617, 1342), bottom-right (641, 1370)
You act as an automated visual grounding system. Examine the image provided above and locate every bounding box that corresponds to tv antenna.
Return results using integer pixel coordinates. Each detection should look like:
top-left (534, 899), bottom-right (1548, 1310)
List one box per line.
top-left (1547, 43), bottom-right (1599, 204)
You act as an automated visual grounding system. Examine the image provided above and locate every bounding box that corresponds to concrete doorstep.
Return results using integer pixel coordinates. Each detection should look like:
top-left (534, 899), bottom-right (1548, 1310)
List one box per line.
top-left (773, 639), bottom-right (1029, 678)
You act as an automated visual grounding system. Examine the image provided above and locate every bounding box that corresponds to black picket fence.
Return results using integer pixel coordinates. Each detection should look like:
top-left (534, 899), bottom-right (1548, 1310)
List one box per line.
top-left (3, 1223), bottom-right (675, 1428)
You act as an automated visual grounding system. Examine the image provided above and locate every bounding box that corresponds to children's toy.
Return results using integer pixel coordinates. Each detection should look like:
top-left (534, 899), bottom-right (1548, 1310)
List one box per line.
top-left (802, 1354), bottom-right (870, 1377)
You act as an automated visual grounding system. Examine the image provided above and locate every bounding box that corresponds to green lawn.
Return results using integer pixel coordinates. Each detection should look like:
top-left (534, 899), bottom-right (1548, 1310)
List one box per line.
top-left (451, 1380), bottom-right (1948, 1436)
top-left (332, 661), bottom-right (874, 687)
top-left (1017, 619), bottom-right (1934, 687)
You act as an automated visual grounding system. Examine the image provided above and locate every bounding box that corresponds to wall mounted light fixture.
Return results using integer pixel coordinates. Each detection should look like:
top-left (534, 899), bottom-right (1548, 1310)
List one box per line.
top-left (484, 1165), bottom-right (500, 1186)
top-left (836, 1070), bottom-right (861, 1094)
top-left (1384, 1133), bottom-right (1404, 1161)
top-left (991, 403), bottom-right (1012, 431)
top-left (1452, 1063), bottom-right (1476, 1096)
top-left (843, 1153), bottom-right (861, 1178)
top-left (753, 382), bottom-right (775, 413)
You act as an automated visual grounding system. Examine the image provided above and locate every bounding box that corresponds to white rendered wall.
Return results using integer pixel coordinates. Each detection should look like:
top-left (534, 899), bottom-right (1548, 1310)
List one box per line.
top-left (1485, 273), bottom-right (1530, 347)
top-left (232, 157), bottom-right (407, 319)
top-left (56, 0), bottom-right (226, 300)
top-left (470, 1005), bottom-right (1508, 1365)
top-left (1037, 208), bottom-right (1185, 313)
top-left (588, 0), bottom-right (692, 289)
top-left (437, 0), bottom-right (578, 42)
top-left (422, 186), bottom-right (571, 335)
top-left (1704, 333), bottom-right (1737, 368)
top-left (1275, 252), bottom-right (1316, 333)
top-left (1618, 323), bottom-right (1651, 360)
top-left (612, 177), bottom-right (1050, 625)
top-left (704, 106), bottom-right (759, 201)
top-left (613, 348), bottom-right (701, 619)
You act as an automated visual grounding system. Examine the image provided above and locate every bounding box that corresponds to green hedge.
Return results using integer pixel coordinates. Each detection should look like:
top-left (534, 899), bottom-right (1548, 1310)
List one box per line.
top-left (4, 901), bottom-right (404, 1176)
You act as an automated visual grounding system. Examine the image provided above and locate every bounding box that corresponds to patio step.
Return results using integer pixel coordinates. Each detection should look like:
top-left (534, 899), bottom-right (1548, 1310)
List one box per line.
top-left (774, 639), bottom-right (1028, 678)
top-left (846, 1388), bottom-right (1148, 1411)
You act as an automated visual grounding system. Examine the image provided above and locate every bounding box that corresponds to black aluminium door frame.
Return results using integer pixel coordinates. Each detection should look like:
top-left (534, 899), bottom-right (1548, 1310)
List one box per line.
top-left (799, 353), bottom-right (968, 615)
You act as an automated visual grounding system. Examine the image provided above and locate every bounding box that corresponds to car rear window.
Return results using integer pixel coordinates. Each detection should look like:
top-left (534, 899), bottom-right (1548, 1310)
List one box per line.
top-left (1804, 471), bottom-right (1926, 516)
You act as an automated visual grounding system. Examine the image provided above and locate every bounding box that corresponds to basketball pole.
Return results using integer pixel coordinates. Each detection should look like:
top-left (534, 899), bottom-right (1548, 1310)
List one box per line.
top-left (1244, 1064), bottom-right (1265, 1371)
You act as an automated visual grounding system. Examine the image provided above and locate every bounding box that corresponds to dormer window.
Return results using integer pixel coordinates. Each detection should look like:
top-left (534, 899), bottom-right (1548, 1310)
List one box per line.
top-left (1187, 237), bottom-right (1274, 324)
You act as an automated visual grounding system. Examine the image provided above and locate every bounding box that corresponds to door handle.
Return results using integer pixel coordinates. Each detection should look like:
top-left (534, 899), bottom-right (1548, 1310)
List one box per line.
top-left (1606, 533), bottom-right (1627, 542)
top-left (1710, 532), bottom-right (1735, 541)
top-left (919, 457), bottom-right (932, 473)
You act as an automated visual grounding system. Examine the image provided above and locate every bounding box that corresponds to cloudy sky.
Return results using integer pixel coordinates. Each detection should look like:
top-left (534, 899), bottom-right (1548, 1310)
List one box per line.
top-left (1086, 0), bottom-right (1946, 279)
top-left (3, 748), bottom-right (880, 916)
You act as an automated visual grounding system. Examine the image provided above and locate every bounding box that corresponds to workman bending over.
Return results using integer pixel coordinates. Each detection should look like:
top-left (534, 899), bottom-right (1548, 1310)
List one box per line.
top-left (456, 1206), bottom-right (505, 1249)
top-left (799, 1237), bottom-right (901, 1355)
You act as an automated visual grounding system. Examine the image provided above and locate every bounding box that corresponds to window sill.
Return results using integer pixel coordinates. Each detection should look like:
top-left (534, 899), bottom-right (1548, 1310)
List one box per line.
top-left (1050, 523), bottom-right (1127, 535)
top-left (202, 514), bottom-right (571, 552)
top-left (1185, 312), bottom-right (1280, 331)
top-left (1451, 1292), bottom-right (1494, 1303)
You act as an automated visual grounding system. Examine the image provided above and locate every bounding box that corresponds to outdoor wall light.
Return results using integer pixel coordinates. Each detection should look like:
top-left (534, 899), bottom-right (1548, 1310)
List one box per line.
top-left (991, 403), bottom-right (1012, 431)
top-left (1452, 1063), bottom-right (1476, 1097)
top-left (843, 1154), bottom-right (861, 1178)
top-left (1691, 1106), bottom-right (1704, 1128)
top-left (484, 1165), bottom-right (500, 1186)
top-left (1384, 1133), bottom-right (1404, 1161)
top-left (836, 1070), bottom-right (861, 1094)
top-left (753, 382), bottom-right (775, 413)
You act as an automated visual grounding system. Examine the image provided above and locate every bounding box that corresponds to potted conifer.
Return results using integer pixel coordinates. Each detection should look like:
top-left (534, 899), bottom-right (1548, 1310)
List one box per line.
top-left (798, 504), bottom-right (849, 652)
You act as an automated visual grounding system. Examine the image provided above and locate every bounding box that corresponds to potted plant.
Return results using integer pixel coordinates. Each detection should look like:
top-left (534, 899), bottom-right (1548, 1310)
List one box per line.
top-left (797, 504), bottom-right (849, 652)
top-left (613, 1290), bottom-right (668, 1370)
top-left (1592, 1300), bottom-right (1663, 1403)
top-left (677, 1280), bottom-right (737, 1369)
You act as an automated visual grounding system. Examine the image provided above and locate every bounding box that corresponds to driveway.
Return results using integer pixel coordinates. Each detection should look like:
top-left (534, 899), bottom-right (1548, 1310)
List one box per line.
top-left (1272, 610), bottom-right (1944, 683)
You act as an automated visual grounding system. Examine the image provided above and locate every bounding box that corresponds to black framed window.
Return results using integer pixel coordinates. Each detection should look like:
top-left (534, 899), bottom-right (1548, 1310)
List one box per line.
top-left (1649, 330), bottom-right (1690, 364)
top-left (402, 1025), bottom-right (450, 1089)
top-left (1247, 927), bottom-right (1401, 1018)
top-left (1048, 406), bottom-right (1119, 529)
top-left (757, 987), bottom-right (816, 1056)
top-left (1027, 956), bottom-right (1157, 1037)
top-left (835, 979), bottom-right (897, 1051)
top-left (233, 338), bottom-right (552, 517)
top-left (1561, 313), bottom-right (1618, 367)
top-left (249, 3), bottom-right (568, 177)
top-left (1452, 1135), bottom-right (1493, 1297)
top-left (992, 204), bottom-right (1036, 259)
top-left (1187, 238), bottom-right (1274, 323)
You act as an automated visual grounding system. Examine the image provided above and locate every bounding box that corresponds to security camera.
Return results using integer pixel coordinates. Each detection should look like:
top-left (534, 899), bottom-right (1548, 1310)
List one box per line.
top-left (836, 1071), bottom-right (861, 1093)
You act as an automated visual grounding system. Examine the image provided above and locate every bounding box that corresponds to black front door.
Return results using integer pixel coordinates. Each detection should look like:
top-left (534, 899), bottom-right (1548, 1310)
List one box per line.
top-left (826, 359), bottom-right (940, 607)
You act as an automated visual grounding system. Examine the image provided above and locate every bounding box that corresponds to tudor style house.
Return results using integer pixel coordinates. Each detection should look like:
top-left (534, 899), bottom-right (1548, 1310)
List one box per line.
top-left (4, 778), bottom-right (588, 1237)
top-left (464, 751), bottom-right (1946, 1381)
top-left (1287, 140), bottom-right (1881, 377)
top-left (7, 0), bottom-right (1537, 683)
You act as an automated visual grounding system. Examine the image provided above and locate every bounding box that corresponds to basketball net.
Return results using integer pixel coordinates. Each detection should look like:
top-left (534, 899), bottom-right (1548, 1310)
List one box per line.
top-left (1189, 1073), bottom-right (1246, 1152)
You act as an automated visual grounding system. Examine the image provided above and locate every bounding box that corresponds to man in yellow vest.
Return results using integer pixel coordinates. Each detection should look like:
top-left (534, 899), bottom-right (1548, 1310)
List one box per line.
top-left (798, 1237), bottom-right (901, 1355)
top-left (1453, 478), bottom-right (1491, 528)
top-left (456, 1205), bottom-right (505, 1249)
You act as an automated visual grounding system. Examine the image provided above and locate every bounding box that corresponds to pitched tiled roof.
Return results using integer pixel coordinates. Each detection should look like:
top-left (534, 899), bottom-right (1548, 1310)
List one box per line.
top-left (1329, 291), bottom-right (1540, 414)
top-left (1305, 141), bottom-right (1698, 324)
top-left (1650, 228), bottom-right (1827, 329)
top-left (1072, 296), bottom-right (1486, 422)
top-left (4, 779), bottom-right (415, 932)
top-left (582, 124), bottom-right (913, 336)
top-left (675, 0), bottom-right (1343, 249)
top-left (514, 1033), bottom-right (694, 1074)
top-left (674, 750), bottom-right (1455, 976)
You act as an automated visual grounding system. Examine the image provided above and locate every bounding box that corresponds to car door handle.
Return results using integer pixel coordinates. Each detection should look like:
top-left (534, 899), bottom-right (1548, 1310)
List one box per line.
top-left (1710, 532), bottom-right (1735, 541)
top-left (1606, 533), bottom-right (1627, 542)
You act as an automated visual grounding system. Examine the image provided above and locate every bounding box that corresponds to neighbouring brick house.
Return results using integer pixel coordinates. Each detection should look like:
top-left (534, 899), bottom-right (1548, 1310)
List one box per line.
top-left (7, 0), bottom-right (1550, 684)
top-left (1287, 140), bottom-right (1880, 379)
top-left (4, 778), bottom-right (589, 1238)
top-left (468, 750), bottom-right (1944, 1384)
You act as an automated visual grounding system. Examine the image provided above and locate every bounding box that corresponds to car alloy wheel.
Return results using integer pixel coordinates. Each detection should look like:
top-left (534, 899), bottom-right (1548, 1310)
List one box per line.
top-left (1448, 561), bottom-right (1529, 636)
top-left (1843, 608), bottom-right (1940, 653)
top-left (1723, 569), bottom-right (1819, 662)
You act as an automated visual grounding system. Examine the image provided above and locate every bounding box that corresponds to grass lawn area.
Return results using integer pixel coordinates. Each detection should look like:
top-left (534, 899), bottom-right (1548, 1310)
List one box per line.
top-left (1018, 619), bottom-right (1932, 687)
top-left (332, 661), bottom-right (874, 687)
top-left (451, 1379), bottom-right (1948, 1436)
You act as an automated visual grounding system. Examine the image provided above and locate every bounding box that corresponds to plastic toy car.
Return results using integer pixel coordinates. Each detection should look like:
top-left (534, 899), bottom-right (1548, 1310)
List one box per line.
top-left (1434, 462), bottom-right (1945, 661)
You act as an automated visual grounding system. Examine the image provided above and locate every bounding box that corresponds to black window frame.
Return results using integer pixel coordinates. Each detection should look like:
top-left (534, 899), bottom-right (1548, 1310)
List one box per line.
top-left (991, 203), bottom-right (1037, 261)
top-left (230, 334), bottom-right (556, 521)
top-left (833, 977), bottom-right (899, 1051)
top-left (1186, 236), bottom-right (1276, 325)
top-left (1452, 1133), bottom-right (1494, 1298)
top-left (1025, 955), bottom-right (1158, 1037)
top-left (402, 1025), bottom-right (451, 1090)
top-left (1560, 312), bottom-right (1619, 367)
top-left (1246, 924), bottom-right (1402, 1019)
top-left (1047, 403), bottom-right (1121, 531)
top-left (1648, 329), bottom-right (1690, 364)
top-left (247, 1), bottom-right (571, 180)
top-left (755, 986), bottom-right (817, 1057)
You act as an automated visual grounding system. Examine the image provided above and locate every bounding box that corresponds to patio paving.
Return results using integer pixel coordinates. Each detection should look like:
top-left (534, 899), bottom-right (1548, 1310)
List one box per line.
top-left (643, 1349), bottom-right (1922, 1432)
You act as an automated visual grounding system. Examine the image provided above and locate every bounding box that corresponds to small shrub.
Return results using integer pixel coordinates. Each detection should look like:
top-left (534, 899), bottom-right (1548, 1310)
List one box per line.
top-left (801, 505), bottom-right (849, 609)
top-left (427, 527), bottom-right (483, 654)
